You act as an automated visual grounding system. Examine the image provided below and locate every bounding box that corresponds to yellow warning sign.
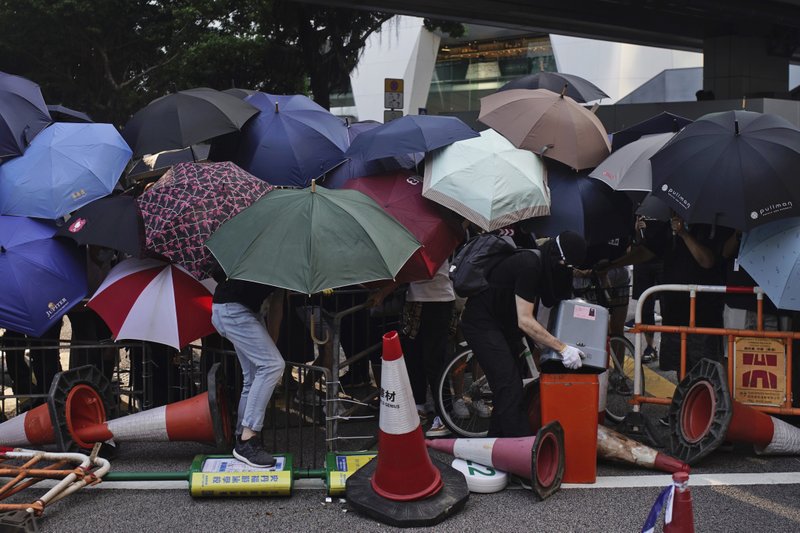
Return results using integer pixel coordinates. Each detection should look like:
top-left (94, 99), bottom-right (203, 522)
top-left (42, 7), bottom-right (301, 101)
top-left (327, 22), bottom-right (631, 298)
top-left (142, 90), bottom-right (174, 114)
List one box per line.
top-left (733, 336), bottom-right (786, 406)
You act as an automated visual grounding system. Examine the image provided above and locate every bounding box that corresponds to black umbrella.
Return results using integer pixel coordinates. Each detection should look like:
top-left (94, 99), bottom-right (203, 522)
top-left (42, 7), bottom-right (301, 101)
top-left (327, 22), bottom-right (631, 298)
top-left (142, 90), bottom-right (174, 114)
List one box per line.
top-left (126, 144), bottom-right (211, 182)
top-left (55, 195), bottom-right (145, 257)
top-left (610, 111), bottom-right (692, 151)
top-left (650, 110), bottom-right (800, 230)
top-left (0, 71), bottom-right (52, 160)
top-left (223, 87), bottom-right (258, 100)
top-left (122, 87), bottom-right (259, 157)
top-left (46, 104), bottom-right (93, 123)
top-left (523, 160), bottom-right (633, 245)
top-left (497, 72), bottom-right (609, 103)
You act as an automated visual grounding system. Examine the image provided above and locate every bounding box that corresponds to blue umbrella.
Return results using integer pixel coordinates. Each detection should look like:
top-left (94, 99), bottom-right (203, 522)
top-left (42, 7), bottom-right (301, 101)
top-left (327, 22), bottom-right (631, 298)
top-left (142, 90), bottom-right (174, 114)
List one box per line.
top-left (0, 122), bottom-right (132, 219)
top-left (322, 121), bottom-right (421, 189)
top-left (739, 217), bottom-right (800, 311)
top-left (343, 115), bottom-right (479, 161)
top-left (234, 92), bottom-right (349, 187)
top-left (524, 160), bottom-right (633, 245)
top-left (0, 71), bottom-right (52, 160)
top-left (0, 216), bottom-right (87, 336)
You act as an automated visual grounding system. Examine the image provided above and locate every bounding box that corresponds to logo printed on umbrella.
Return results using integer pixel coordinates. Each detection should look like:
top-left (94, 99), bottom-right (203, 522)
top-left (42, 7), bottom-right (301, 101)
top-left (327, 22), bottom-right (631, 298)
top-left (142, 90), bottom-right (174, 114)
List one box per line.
top-left (406, 177), bottom-right (421, 186)
top-left (68, 217), bottom-right (87, 233)
top-left (70, 189), bottom-right (87, 200)
top-left (602, 171), bottom-right (618, 181)
top-left (46, 298), bottom-right (68, 319)
top-left (661, 184), bottom-right (690, 210)
top-left (756, 201), bottom-right (794, 219)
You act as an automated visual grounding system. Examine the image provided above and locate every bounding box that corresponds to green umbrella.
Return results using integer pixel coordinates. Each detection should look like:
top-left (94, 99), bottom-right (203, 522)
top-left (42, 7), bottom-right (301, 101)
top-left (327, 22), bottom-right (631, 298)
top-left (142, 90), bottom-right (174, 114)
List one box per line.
top-left (206, 183), bottom-right (421, 294)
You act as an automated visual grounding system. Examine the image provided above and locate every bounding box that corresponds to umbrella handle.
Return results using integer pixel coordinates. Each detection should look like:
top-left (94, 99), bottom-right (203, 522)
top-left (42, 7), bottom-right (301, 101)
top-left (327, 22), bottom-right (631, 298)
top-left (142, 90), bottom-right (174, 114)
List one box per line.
top-left (309, 310), bottom-right (330, 345)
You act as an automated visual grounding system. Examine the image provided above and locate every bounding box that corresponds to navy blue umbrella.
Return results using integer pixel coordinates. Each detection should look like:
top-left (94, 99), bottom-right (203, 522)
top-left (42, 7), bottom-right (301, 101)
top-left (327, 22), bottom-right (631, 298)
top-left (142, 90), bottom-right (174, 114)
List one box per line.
top-left (0, 71), bottom-right (52, 160)
top-left (524, 160), bottom-right (633, 245)
top-left (322, 121), bottom-right (421, 189)
top-left (234, 92), bottom-right (349, 187)
top-left (0, 123), bottom-right (132, 219)
top-left (343, 115), bottom-right (479, 162)
top-left (610, 111), bottom-right (692, 151)
top-left (0, 216), bottom-right (87, 336)
top-left (497, 72), bottom-right (609, 103)
top-left (46, 104), bottom-right (93, 123)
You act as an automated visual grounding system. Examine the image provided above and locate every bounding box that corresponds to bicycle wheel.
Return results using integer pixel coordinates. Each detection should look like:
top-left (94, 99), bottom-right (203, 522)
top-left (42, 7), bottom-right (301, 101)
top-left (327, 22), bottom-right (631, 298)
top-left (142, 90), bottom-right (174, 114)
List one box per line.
top-left (604, 335), bottom-right (645, 423)
top-left (436, 348), bottom-right (492, 438)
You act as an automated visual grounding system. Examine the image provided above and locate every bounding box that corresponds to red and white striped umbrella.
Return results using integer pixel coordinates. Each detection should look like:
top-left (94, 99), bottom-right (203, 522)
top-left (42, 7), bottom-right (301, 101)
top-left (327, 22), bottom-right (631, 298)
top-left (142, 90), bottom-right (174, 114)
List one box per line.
top-left (88, 258), bottom-right (215, 350)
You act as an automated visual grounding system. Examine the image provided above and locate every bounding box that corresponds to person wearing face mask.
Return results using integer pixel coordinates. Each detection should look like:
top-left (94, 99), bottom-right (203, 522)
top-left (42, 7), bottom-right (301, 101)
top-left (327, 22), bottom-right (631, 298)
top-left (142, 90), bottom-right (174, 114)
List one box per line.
top-left (459, 230), bottom-right (588, 437)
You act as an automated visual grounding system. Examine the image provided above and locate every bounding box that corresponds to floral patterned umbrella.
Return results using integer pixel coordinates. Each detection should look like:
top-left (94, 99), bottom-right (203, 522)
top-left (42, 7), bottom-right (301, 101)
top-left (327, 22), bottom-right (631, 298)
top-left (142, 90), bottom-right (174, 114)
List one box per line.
top-left (136, 161), bottom-right (273, 280)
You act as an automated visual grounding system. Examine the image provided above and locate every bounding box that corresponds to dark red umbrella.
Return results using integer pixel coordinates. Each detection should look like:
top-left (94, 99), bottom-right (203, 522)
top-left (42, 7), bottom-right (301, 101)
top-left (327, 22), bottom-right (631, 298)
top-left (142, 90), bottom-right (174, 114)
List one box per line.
top-left (343, 169), bottom-right (464, 282)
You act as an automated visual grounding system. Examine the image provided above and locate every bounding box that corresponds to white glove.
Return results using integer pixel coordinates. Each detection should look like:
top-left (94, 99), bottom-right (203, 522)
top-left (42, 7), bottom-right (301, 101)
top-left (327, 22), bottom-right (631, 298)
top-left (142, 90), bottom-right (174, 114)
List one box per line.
top-left (559, 345), bottom-right (585, 370)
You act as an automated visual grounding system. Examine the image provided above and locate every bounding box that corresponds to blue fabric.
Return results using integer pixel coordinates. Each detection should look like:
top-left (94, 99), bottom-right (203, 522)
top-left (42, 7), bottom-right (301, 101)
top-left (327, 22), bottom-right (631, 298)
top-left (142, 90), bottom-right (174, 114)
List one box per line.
top-left (211, 302), bottom-right (285, 433)
top-left (0, 122), bottom-right (132, 219)
top-left (0, 216), bottom-right (87, 336)
top-left (641, 484), bottom-right (673, 533)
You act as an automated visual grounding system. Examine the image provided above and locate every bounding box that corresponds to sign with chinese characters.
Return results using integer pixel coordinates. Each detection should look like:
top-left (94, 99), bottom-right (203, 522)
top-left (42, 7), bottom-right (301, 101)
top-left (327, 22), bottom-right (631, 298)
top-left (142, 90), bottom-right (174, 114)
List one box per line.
top-left (384, 78), bottom-right (404, 110)
top-left (733, 336), bottom-right (786, 406)
top-left (189, 454), bottom-right (293, 497)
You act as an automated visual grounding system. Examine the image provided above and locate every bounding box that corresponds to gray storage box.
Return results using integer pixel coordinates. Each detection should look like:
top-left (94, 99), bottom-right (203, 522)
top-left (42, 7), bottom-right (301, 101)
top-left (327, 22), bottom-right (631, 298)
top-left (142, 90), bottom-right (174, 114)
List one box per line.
top-left (540, 298), bottom-right (609, 374)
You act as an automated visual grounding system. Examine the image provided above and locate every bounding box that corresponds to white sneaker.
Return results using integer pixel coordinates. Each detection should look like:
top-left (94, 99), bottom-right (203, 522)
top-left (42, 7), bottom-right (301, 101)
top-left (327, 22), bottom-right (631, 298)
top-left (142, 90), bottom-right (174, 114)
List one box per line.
top-left (452, 398), bottom-right (470, 418)
top-left (425, 416), bottom-right (451, 438)
top-left (473, 399), bottom-right (492, 418)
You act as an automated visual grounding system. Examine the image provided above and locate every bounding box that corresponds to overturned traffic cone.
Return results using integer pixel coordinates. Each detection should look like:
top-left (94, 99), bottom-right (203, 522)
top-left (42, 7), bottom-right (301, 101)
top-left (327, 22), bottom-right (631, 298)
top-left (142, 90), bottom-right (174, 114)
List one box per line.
top-left (597, 425), bottom-right (690, 474)
top-left (664, 472), bottom-right (695, 533)
top-left (0, 365), bottom-right (110, 450)
top-left (426, 421), bottom-right (565, 500)
top-left (669, 359), bottom-right (800, 464)
top-left (346, 331), bottom-right (469, 527)
top-left (69, 363), bottom-right (231, 450)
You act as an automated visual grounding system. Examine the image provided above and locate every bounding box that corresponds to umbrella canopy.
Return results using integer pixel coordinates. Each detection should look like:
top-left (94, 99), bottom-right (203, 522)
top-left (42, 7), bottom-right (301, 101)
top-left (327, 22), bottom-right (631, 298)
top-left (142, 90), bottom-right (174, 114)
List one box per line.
top-left (0, 122), bottom-right (132, 219)
top-left (422, 128), bottom-right (550, 231)
top-left (323, 120), bottom-right (421, 189)
top-left (525, 161), bottom-right (633, 245)
top-left (46, 104), bottom-right (93, 123)
top-left (206, 184), bottom-right (421, 294)
top-left (223, 88), bottom-right (258, 100)
top-left (122, 88), bottom-right (259, 158)
top-left (589, 132), bottom-right (675, 193)
top-left (87, 257), bottom-right (215, 350)
top-left (610, 111), bottom-right (692, 151)
top-left (55, 195), bottom-right (145, 257)
top-left (650, 110), bottom-right (800, 230)
top-left (234, 92), bottom-right (349, 187)
top-left (497, 72), bottom-right (609, 103)
top-left (126, 144), bottom-right (211, 182)
top-left (479, 88), bottom-right (610, 170)
top-left (0, 216), bottom-right (87, 336)
top-left (738, 217), bottom-right (800, 311)
top-left (342, 170), bottom-right (464, 282)
top-left (344, 115), bottom-right (478, 162)
top-left (0, 71), bottom-right (52, 160)
top-left (137, 161), bottom-right (273, 280)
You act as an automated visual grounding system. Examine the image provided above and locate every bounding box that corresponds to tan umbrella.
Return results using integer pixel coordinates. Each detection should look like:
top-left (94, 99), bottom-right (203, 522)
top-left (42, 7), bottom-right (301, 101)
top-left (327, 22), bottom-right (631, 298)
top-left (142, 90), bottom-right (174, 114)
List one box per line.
top-left (478, 88), bottom-right (611, 170)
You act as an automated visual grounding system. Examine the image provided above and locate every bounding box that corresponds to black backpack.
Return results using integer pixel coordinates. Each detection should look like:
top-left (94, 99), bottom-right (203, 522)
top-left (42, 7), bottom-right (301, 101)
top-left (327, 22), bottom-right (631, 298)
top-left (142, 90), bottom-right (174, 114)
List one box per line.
top-left (449, 233), bottom-right (540, 297)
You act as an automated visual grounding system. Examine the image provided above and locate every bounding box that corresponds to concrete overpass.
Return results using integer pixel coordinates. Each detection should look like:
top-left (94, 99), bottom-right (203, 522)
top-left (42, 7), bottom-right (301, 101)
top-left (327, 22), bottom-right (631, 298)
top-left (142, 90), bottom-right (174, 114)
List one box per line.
top-left (304, 0), bottom-right (800, 99)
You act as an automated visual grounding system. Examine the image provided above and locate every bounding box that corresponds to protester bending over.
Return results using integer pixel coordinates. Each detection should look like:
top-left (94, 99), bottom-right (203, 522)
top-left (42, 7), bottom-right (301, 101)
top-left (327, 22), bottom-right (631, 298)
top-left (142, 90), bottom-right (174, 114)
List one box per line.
top-left (460, 231), bottom-right (588, 437)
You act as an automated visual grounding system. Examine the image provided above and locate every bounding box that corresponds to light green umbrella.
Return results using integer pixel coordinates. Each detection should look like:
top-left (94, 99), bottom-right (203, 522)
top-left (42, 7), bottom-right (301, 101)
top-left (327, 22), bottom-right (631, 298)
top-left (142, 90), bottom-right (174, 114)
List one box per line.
top-left (205, 183), bottom-right (421, 294)
top-left (422, 128), bottom-right (550, 231)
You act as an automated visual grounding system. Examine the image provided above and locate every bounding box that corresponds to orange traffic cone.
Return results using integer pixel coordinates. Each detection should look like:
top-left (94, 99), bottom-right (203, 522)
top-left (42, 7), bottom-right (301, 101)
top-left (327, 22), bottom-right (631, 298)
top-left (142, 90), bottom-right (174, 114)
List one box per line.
top-left (425, 421), bottom-right (565, 499)
top-left (0, 402), bottom-right (56, 447)
top-left (68, 363), bottom-right (231, 450)
top-left (664, 472), bottom-right (695, 533)
top-left (670, 359), bottom-right (800, 464)
top-left (346, 331), bottom-right (469, 527)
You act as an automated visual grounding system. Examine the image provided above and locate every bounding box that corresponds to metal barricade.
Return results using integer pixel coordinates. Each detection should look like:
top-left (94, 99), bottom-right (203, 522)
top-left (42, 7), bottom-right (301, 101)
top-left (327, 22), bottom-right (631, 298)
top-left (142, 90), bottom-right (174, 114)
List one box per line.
top-left (632, 284), bottom-right (800, 415)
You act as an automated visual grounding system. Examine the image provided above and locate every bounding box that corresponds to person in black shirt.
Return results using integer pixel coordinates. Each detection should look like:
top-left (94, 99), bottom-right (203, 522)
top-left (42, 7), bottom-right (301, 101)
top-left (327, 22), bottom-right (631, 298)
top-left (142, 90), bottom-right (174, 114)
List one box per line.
top-left (211, 277), bottom-right (285, 467)
top-left (460, 230), bottom-right (588, 437)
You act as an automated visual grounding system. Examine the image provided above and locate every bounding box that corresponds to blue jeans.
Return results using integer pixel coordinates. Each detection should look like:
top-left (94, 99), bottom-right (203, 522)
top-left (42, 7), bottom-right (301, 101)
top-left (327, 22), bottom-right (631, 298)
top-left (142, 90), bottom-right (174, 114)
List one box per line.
top-left (211, 302), bottom-right (285, 434)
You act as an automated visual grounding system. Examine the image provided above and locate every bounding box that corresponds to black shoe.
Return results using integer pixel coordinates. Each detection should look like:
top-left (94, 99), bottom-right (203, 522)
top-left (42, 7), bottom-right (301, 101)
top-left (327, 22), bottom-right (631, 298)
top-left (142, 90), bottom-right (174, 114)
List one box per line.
top-left (642, 346), bottom-right (658, 363)
top-left (658, 415), bottom-right (670, 427)
top-left (233, 436), bottom-right (276, 468)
